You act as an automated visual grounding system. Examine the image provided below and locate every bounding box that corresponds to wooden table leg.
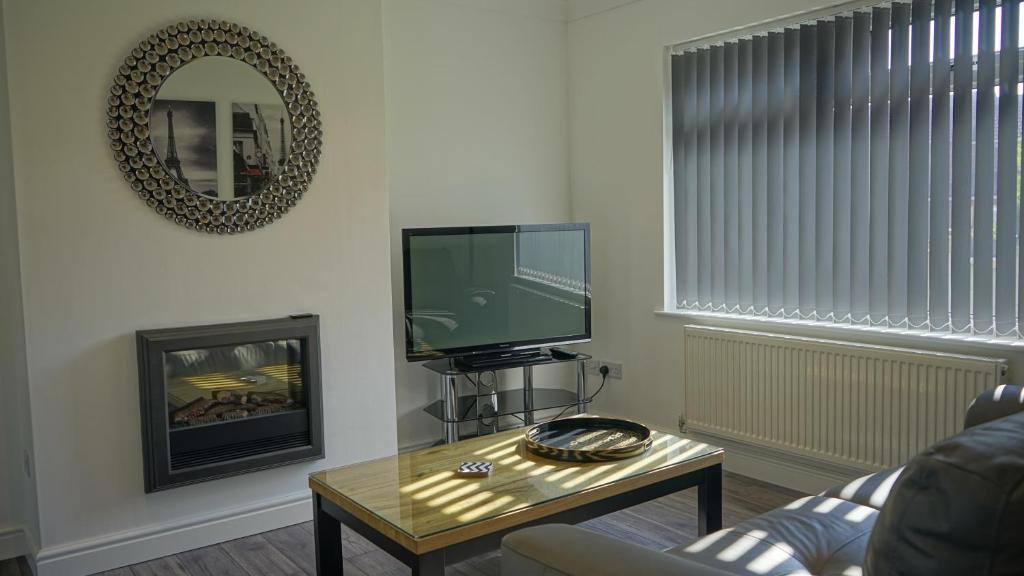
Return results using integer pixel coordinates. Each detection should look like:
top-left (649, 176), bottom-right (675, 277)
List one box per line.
top-left (697, 463), bottom-right (723, 536)
top-left (413, 549), bottom-right (445, 576)
top-left (314, 493), bottom-right (344, 575)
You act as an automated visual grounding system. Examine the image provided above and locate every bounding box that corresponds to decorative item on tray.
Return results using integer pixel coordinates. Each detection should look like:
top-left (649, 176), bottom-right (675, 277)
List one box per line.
top-left (523, 416), bottom-right (652, 462)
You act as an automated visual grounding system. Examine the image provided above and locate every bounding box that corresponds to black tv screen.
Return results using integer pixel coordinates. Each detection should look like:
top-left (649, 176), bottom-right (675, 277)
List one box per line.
top-left (402, 223), bottom-right (591, 361)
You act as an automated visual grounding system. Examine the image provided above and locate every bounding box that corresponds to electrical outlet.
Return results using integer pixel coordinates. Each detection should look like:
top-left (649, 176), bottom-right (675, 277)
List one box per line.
top-left (585, 359), bottom-right (623, 379)
top-left (603, 361), bottom-right (623, 379)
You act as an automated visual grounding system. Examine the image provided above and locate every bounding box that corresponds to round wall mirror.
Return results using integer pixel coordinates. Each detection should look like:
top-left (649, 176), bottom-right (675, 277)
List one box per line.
top-left (150, 57), bottom-right (291, 200)
top-left (107, 20), bottom-right (322, 234)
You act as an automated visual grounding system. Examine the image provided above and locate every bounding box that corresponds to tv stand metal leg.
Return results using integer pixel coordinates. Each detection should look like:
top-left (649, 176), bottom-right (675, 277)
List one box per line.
top-left (576, 360), bottom-right (587, 414)
top-left (441, 374), bottom-right (459, 444)
top-left (523, 365), bottom-right (534, 425)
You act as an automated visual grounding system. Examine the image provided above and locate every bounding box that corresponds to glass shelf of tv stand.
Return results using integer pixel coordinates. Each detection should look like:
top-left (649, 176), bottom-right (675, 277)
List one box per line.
top-left (421, 352), bottom-right (592, 376)
top-left (422, 388), bottom-right (589, 423)
top-left (420, 352), bottom-right (591, 442)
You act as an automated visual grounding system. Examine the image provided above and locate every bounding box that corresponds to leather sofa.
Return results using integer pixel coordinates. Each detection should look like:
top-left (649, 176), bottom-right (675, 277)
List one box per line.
top-left (501, 386), bottom-right (1024, 575)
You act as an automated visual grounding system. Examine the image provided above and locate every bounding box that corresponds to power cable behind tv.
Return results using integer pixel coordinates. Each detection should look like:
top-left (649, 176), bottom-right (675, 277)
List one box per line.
top-left (460, 371), bottom-right (498, 423)
top-left (547, 365), bottom-right (609, 422)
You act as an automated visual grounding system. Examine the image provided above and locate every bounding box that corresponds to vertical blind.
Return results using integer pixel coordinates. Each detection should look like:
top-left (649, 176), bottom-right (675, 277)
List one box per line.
top-left (672, 0), bottom-right (1024, 339)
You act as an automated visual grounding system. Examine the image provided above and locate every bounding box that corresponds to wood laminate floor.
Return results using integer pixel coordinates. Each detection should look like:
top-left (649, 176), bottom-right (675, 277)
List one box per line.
top-left (0, 558), bottom-right (30, 576)
top-left (0, 472), bottom-right (803, 576)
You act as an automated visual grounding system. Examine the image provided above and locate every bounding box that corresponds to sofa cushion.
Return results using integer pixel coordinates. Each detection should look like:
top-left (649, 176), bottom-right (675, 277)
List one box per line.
top-left (866, 410), bottom-right (1024, 576)
top-left (667, 495), bottom-right (877, 576)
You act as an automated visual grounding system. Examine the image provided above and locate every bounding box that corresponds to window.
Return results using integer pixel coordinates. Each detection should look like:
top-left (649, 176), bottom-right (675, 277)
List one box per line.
top-left (515, 226), bottom-right (589, 294)
top-left (670, 0), bottom-right (1024, 340)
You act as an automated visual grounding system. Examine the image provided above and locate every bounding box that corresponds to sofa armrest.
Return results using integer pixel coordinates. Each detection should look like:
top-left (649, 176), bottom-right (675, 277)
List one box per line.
top-left (501, 524), bottom-right (737, 576)
top-left (964, 385), bottom-right (1024, 429)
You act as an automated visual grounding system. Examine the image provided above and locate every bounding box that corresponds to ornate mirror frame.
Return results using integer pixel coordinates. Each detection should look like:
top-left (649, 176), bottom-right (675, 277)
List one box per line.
top-left (107, 20), bottom-right (322, 234)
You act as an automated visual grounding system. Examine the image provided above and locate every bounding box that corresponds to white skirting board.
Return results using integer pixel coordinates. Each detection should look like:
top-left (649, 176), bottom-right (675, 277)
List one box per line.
top-left (32, 491), bottom-right (311, 576)
top-left (684, 429), bottom-right (858, 494)
top-left (0, 525), bottom-right (34, 565)
top-left (593, 408), bottom-right (858, 495)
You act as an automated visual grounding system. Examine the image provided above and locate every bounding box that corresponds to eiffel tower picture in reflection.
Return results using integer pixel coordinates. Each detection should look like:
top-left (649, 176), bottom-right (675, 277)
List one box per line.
top-left (164, 106), bottom-right (189, 186)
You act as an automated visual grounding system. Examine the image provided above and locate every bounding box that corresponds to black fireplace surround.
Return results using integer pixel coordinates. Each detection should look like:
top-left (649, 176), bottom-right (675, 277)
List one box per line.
top-left (137, 315), bottom-right (324, 492)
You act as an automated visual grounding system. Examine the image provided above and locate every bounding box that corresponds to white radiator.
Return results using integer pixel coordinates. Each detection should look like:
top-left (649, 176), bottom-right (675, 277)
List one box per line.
top-left (682, 325), bottom-right (1007, 471)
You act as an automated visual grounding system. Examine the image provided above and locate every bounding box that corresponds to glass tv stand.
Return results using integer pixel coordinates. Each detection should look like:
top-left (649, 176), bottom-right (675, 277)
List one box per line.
top-left (421, 352), bottom-right (591, 444)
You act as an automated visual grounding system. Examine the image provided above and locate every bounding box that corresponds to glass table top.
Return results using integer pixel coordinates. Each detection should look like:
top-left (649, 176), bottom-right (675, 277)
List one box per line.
top-left (309, 417), bottom-right (722, 541)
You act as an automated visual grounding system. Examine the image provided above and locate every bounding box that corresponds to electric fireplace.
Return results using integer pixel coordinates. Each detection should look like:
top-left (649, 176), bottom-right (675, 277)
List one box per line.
top-left (137, 315), bottom-right (323, 492)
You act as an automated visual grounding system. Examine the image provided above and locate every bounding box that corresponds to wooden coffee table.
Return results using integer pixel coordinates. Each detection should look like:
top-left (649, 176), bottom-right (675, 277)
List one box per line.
top-left (309, 421), bottom-right (723, 575)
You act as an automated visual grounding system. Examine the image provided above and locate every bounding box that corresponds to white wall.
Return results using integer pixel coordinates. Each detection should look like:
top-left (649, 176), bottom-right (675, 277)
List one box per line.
top-left (3, 0), bottom-right (395, 573)
top-left (0, 0), bottom-right (38, 560)
top-left (566, 0), bottom-right (638, 21)
top-left (384, 0), bottom-right (572, 449)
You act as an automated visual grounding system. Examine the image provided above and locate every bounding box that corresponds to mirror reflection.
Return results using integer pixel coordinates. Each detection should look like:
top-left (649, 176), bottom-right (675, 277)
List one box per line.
top-left (149, 56), bottom-right (290, 200)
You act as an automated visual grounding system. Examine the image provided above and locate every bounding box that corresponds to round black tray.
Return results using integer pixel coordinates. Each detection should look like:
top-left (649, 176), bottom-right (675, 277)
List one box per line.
top-left (523, 417), bottom-right (653, 462)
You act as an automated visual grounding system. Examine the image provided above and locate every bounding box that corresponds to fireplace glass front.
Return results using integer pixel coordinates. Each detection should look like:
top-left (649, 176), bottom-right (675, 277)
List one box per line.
top-left (167, 340), bottom-right (306, 429)
top-left (138, 316), bottom-right (323, 492)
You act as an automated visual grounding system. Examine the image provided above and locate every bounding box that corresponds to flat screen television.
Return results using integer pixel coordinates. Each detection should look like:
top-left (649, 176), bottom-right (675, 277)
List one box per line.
top-left (402, 223), bottom-right (591, 361)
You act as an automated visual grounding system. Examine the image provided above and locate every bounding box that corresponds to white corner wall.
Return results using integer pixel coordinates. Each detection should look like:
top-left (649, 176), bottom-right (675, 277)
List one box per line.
top-left (2, 1), bottom-right (395, 574)
top-left (384, 0), bottom-right (571, 449)
top-left (0, 0), bottom-right (38, 561)
top-left (566, 0), bottom-right (870, 492)
top-left (567, 0), bottom-right (1024, 494)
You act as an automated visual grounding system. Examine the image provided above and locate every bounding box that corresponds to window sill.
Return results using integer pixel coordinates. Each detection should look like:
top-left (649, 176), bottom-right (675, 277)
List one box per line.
top-left (655, 308), bottom-right (1024, 355)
